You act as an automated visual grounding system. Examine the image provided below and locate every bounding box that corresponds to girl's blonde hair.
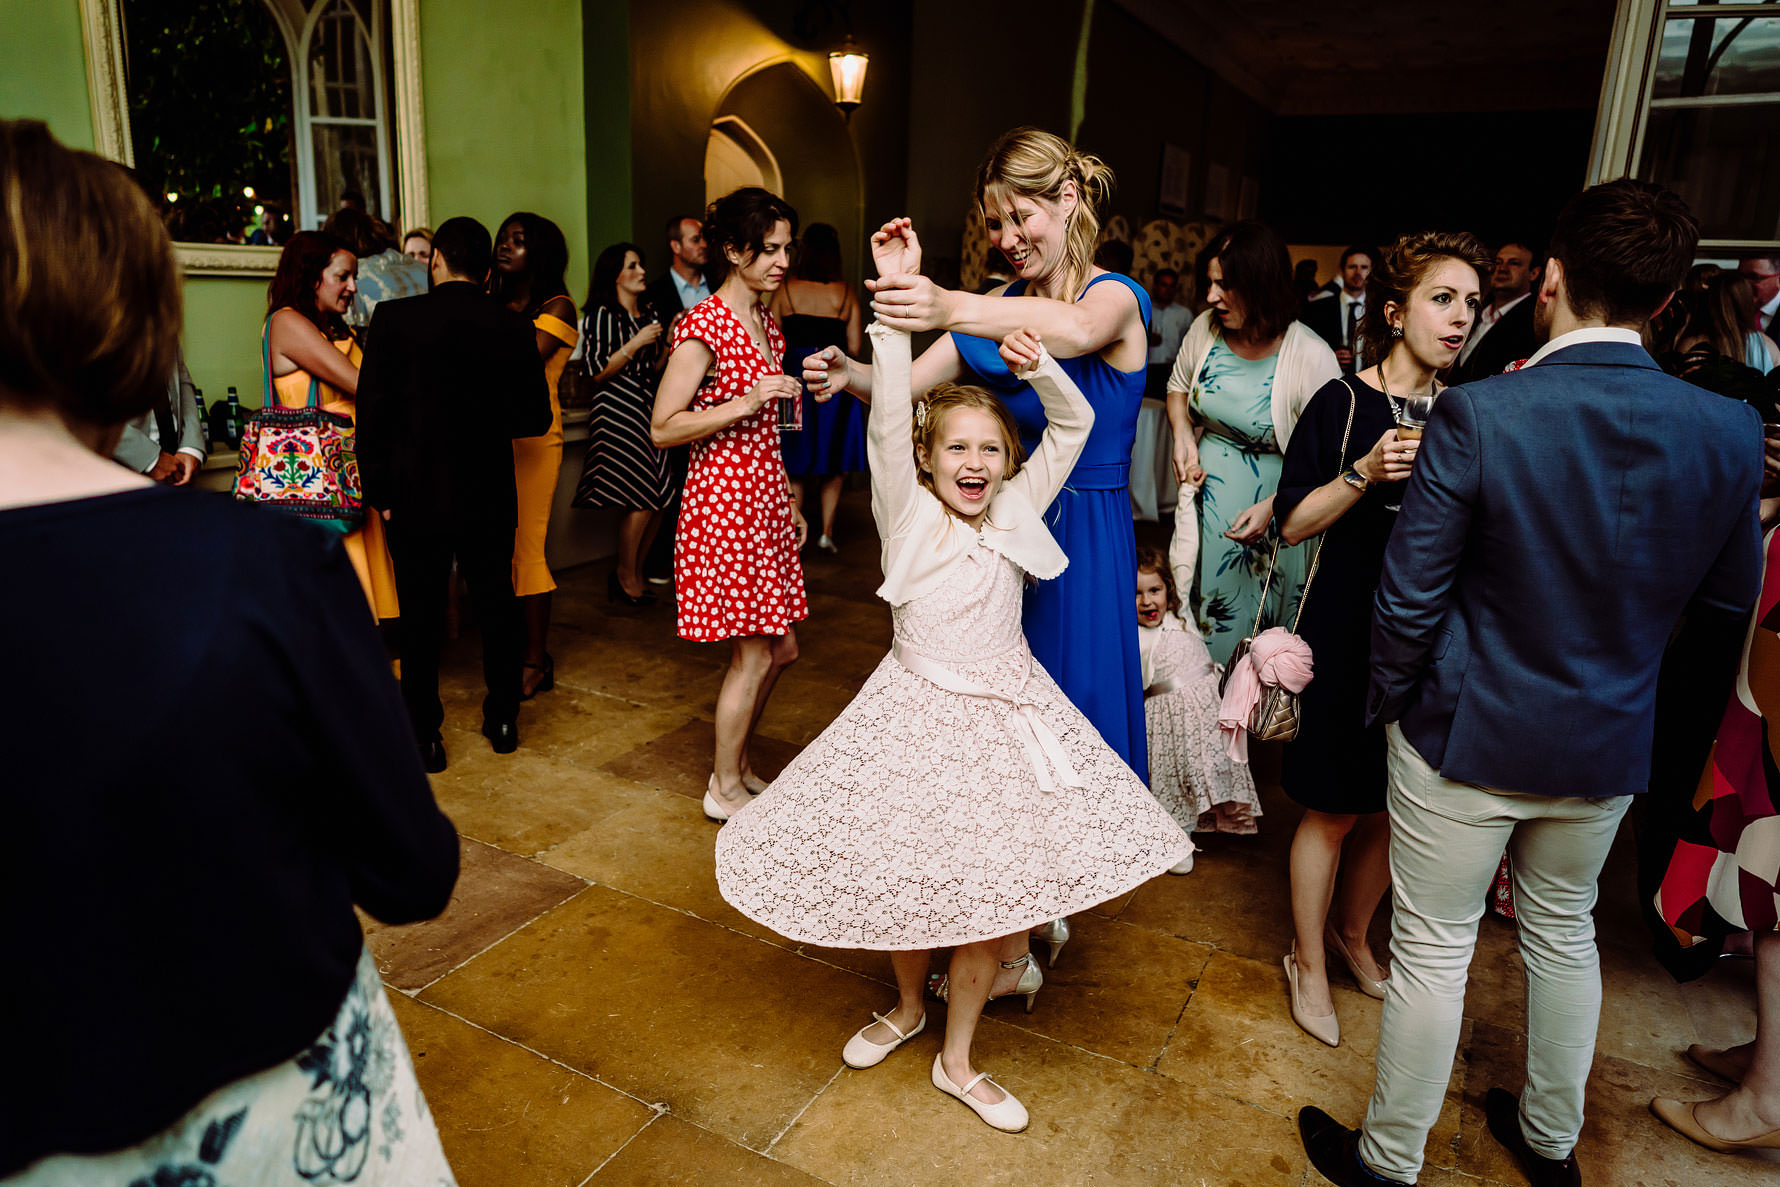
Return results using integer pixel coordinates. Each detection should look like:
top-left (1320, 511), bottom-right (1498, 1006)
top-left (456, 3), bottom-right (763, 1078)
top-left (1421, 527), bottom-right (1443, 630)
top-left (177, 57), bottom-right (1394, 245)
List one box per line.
top-left (1135, 546), bottom-right (1182, 617)
top-left (974, 127), bottom-right (1114, 304)
top-left (912, 382), bottom-right (1026, 499)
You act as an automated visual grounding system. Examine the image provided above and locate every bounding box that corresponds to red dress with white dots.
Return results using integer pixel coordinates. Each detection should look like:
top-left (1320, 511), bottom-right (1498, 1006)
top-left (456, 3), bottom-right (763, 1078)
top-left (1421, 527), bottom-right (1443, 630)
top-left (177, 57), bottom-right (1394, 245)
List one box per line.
top-left (670, 295), bottom-right (809, 642)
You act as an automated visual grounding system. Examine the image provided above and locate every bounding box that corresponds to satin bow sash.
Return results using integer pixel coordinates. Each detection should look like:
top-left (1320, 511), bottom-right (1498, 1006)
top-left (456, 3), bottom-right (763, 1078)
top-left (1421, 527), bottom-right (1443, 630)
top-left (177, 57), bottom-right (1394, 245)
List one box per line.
top-left (892, 640), bottom-right (1084, 793)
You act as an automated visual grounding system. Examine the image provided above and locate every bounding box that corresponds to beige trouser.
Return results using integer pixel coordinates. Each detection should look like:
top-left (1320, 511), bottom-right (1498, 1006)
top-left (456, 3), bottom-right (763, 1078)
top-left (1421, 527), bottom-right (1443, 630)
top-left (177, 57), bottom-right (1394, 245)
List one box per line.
top-left (1357, 723), bottom-right (1631, 1183)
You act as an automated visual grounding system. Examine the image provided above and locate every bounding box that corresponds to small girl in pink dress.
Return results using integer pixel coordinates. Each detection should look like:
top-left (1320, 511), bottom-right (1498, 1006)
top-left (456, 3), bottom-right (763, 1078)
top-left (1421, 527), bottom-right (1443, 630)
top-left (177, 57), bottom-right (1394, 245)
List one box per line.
top-left (714, 220), bottom-right (1190, 1134)
top-left (1135, 547), bottom-right (1261, 868)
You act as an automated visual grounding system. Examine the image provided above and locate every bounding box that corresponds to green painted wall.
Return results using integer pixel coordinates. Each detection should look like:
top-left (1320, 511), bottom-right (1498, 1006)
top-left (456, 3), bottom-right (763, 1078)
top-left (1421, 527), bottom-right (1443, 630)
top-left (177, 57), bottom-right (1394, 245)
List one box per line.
top-left (0, 0), bottom-right (95, 148)
top-left (583, 0), bottom-right (631, 257)
top-left (422, 0), bottom-right (592, 306)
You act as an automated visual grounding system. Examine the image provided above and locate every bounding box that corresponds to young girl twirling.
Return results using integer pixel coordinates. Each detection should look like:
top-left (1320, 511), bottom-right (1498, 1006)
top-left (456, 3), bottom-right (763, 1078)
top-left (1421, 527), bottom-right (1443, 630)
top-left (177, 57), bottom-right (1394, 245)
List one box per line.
top-left (1135, 547), bottom-right (1261, 868)
top-left (714, 219), bottom-right (1191, 1133)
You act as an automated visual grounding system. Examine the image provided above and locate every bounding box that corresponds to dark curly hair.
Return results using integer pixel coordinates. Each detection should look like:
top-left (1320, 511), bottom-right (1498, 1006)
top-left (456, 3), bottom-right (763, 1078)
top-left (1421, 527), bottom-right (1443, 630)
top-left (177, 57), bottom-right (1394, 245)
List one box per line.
top-left (489, 211), bottom-right (570, 316)
top-left (703, 187), bottom-right (798, 286)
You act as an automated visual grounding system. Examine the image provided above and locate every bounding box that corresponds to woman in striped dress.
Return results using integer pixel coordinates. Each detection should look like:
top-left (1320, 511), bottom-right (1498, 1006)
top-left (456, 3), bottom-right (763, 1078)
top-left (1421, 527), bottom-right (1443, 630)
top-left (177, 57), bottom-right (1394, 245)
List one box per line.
top-left (574, 242), bottom-right (672, 602)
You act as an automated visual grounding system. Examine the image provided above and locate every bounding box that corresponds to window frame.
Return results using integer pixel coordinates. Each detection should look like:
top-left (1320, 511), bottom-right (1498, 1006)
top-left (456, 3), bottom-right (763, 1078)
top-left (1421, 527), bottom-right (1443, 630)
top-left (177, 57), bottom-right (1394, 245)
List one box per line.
top-left (1589, 0), bottom-right (1780, 252)
top-left (79, 0), bottom-right (429, 276)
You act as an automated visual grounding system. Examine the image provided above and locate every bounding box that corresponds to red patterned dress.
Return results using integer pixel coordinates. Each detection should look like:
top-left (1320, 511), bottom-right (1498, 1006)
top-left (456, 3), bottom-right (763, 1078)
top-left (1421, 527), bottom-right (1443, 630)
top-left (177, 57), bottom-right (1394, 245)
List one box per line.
top-left (669, 295), bottom-right (809, 642)
top-left (1655, 526), bottom-right (1780, 952)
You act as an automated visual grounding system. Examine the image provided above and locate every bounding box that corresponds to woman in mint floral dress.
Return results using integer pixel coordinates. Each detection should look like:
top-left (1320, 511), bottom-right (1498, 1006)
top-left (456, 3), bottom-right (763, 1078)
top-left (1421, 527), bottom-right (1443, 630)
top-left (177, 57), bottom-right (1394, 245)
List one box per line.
top-left (1166, 222), bottom-right (1340, 665)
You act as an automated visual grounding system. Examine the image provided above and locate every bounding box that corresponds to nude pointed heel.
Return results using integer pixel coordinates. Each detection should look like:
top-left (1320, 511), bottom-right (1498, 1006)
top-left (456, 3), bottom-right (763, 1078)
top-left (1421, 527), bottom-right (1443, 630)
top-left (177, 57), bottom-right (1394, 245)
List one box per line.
top-left (1285, 946), bottom-right (1340, 1047)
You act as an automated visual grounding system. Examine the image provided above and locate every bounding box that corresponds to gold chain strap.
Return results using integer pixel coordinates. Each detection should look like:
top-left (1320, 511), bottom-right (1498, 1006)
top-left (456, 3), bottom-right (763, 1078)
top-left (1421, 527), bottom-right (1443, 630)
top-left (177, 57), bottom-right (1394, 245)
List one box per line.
top-left (1250, 379), bottom-right (1357, 636)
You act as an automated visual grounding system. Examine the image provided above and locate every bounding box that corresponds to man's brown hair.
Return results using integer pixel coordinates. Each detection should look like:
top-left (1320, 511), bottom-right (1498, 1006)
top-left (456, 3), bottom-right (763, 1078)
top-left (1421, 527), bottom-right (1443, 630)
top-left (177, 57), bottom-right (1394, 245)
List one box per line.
top-left (0, 119), bottom-right (181, 426)
top-left (1549, 178), bottom-right (1698, 326)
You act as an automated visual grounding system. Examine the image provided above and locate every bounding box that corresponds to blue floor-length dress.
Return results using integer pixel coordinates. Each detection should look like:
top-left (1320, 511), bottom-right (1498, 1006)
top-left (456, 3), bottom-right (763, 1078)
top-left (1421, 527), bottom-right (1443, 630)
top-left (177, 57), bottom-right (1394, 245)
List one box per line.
top-left (952, 271), bottom-right (1151, 780)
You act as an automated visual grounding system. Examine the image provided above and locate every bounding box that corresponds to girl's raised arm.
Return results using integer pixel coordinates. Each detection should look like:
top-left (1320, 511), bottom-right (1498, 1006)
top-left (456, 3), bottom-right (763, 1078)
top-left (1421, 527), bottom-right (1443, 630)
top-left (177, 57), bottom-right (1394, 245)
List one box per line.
top-left (866, 322), bottom-right (918, 541)
top-left (1000, 329), bottom-right (1093, 512)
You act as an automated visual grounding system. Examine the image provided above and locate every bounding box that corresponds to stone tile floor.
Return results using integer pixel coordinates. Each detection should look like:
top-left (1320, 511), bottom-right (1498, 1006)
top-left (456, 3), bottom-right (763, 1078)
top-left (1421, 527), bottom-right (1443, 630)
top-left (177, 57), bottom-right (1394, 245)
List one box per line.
top-left (362, 493), bottom-right (1776, 1186)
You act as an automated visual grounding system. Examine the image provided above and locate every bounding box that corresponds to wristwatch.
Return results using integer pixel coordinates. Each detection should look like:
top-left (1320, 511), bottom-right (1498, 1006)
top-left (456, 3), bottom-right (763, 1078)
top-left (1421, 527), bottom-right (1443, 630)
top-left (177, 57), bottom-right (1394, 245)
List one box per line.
top-left (1340, 466), bottom-right (1370, 492)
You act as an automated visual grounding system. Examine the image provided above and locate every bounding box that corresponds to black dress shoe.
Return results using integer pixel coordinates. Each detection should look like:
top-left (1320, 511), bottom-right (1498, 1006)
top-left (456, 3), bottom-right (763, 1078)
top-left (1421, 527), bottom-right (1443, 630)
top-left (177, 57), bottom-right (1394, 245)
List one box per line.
top-left (419, 739), bottom-right (447, 773)
top-left (481, 719), bottom-right (518, 754)
top-left (1484, 1088), bottom-right (1580, 1186)
top-left (1298, 1107), bottom-right (1405, 1185)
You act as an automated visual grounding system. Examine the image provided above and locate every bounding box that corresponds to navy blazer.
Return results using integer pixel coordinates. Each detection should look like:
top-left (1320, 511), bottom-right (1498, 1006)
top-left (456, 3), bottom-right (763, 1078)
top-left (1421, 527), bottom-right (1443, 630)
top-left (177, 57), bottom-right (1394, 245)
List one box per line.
top-left (1368, 339), bottom-right (1764, 799)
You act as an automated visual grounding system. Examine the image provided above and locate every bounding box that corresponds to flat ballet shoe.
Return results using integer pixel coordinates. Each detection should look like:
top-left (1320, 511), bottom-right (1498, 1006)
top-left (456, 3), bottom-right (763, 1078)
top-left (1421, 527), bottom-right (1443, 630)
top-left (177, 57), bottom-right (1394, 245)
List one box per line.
top-left (841, 1011), bottom-right (924, 1069)
top-left (932, 1053), bottom-right (1028, 1133)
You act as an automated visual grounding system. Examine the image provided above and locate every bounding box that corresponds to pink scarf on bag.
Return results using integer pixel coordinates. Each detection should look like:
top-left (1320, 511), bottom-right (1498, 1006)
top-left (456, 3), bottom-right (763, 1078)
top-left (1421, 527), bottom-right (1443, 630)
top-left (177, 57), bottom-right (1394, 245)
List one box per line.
top-left (1217, 627), bottom-right (1315, 763)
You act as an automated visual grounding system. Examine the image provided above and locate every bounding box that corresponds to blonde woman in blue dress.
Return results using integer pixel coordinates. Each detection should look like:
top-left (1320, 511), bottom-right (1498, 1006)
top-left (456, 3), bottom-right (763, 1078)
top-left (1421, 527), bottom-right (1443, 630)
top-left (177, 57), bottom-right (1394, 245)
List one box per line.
top-left (715, 219), bottom-right (1190, 1133)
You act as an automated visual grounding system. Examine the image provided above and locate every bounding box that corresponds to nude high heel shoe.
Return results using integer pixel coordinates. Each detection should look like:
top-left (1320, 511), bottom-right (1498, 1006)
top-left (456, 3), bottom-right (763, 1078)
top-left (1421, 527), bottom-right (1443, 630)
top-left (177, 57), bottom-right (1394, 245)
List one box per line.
top-left (1325, 928), bottom-right (1388, 1000)
top-left (1285, 945), bottom-right (1340, 1047)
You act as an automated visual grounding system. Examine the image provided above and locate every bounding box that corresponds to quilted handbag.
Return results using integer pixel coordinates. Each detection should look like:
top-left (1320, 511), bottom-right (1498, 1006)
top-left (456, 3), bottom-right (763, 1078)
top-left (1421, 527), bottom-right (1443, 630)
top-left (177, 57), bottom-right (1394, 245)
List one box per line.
top-left (1216, 382), bottom-right (1358, 743)
top-left (231, 317), bottom-right (363, 534)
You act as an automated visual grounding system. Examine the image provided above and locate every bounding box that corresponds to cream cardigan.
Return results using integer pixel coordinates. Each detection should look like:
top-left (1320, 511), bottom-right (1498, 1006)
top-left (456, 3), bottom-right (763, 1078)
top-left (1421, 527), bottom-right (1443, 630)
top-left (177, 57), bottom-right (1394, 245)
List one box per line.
top-left (1162, 310), bottom-right (1341, 599)
top-left (868, 322), bottom-right (1092, 607)
top-left (1166, 309), bottom-right (1340, 453)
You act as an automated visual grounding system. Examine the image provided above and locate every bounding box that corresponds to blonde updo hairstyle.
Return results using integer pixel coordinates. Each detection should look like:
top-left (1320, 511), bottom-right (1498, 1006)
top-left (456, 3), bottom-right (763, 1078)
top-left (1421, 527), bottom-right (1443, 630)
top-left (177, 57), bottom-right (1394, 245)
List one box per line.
top-left (974, 127), bottom-right (1115, 304)
top-left (1361, 230), bottom-right (1492, 363)
top-left (912, 383), bottom-right (1027, 499)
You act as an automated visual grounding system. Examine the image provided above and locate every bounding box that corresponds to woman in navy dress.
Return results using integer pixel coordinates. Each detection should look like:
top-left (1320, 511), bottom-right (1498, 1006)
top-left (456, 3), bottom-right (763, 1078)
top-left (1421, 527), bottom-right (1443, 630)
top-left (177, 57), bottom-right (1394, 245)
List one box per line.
top-left (804, 127), bottom-right (1151, 795)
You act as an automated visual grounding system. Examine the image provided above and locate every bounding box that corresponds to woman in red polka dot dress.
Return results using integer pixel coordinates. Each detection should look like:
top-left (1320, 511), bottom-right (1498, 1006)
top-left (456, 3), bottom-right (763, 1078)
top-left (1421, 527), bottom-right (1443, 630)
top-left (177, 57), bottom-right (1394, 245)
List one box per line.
top-left (652, 187), bottom-right (810, 820)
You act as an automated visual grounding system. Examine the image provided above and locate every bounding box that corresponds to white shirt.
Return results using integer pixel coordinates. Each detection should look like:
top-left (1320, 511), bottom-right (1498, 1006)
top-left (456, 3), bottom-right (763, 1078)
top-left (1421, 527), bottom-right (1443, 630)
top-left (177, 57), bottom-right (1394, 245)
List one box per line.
top-left (671, 267), bottom-right (710, 310)
top-left (1521, 326), bottom-right (1643, 370)
top-left (1761, 289), bottom-right (1780, 323)
top-left (1148, 301), bottom-right (1193, 367)
top-left (1457, 292), bottom-right (1532, 367)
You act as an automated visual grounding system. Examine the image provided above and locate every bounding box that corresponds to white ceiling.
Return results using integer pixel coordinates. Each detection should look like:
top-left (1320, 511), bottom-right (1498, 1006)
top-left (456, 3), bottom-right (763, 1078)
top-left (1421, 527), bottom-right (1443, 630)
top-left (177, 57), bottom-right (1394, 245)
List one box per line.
top-left (1117, 0), bottom-right (1623, 114)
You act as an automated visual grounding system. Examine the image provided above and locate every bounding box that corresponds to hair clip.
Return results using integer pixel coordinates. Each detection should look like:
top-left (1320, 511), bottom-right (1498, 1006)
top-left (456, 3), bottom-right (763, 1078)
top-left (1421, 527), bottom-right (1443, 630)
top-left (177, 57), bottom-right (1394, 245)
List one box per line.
top-left (914, 398), bottom-right (929, 430)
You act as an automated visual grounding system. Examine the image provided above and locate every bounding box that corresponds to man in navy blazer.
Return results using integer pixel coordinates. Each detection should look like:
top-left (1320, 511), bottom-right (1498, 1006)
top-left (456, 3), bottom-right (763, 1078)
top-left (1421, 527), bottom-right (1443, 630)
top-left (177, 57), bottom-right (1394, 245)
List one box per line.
top-left (1299, 180), bottom-right (1763, 1186)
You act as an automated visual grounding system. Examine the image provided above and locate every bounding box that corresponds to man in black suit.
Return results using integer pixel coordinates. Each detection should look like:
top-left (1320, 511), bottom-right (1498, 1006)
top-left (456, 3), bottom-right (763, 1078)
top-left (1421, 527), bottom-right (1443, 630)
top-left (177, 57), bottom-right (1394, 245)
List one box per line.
top-left (642, 214), bottom-right (709, 585)
top-left (1301, 245), bottom-right (1375, 372)
top-left (357, 217), bottom-right (552, 771)
top-left (1449, 240), bottom-right (1541, 385)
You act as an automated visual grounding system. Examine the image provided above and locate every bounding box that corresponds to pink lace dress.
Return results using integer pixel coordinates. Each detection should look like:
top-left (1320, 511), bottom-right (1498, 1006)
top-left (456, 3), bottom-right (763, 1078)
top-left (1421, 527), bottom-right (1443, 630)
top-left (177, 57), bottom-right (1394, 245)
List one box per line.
top-left (713, 323), bottom-right (1192, 950)
top-left (1141, 614), bottom-right (1261, 834)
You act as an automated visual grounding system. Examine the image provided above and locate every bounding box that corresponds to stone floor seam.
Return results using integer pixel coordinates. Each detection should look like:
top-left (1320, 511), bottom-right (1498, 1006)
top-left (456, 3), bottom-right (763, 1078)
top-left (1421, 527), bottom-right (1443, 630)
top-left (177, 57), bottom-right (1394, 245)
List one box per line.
top-left (406, 881), bottom-right (598, 998)
top-left (575, 1110), bottom-right (662, 1186)
top-left (762, 1065), bottom-right (847, 1156)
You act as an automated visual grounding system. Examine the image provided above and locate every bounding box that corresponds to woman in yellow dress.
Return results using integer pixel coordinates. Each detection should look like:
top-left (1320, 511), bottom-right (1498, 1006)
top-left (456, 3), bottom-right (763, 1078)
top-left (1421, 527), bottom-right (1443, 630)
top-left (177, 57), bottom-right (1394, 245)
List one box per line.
top-left (491, 213), bottom-right (578, 699)
top-left (265, 230), bottom-right (400, 620)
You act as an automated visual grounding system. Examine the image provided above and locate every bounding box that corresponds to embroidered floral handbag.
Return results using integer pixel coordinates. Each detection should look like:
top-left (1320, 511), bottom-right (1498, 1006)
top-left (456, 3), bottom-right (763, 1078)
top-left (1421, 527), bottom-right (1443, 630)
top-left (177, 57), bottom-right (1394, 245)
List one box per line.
top-left (232, 318), bottom-right (364, 534)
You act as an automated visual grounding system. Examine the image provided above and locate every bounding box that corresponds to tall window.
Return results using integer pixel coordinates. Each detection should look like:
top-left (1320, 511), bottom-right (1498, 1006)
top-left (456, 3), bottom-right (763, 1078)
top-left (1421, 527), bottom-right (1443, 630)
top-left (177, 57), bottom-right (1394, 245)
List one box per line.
top-left (120, 0), bottom-right (396, 245)
top-left (1594, 0), bottom-right (1780, 251)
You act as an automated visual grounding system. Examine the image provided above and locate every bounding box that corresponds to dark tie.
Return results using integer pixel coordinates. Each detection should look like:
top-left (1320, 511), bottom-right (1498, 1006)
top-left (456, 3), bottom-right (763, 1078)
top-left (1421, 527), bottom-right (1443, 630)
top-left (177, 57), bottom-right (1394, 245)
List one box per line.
top-left (1345, 302), bottom-right (1361, 372)
top-left (152, 389), bottom-right (177, 451)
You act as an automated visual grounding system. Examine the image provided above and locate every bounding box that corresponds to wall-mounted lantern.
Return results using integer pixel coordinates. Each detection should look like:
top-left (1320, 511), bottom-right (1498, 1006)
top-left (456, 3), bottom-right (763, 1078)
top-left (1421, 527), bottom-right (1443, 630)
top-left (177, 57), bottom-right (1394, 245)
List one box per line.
top-left (829, 37), bottom-right (869, 121)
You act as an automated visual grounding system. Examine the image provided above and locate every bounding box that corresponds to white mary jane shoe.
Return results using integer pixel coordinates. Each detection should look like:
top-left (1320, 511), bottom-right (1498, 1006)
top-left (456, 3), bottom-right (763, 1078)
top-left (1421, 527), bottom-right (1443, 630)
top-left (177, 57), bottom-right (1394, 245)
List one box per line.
top-left (841, 1011), bottom-right (925, 1069)
top-left (932, 1053), bottom-right (1028, 1133)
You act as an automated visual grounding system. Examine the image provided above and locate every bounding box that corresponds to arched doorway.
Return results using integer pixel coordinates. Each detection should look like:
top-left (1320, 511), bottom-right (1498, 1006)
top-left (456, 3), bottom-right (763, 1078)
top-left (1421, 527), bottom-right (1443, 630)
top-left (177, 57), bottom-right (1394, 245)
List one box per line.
top-left (704, 117), bottom-right (782, 206)
top-left (707, 60), bottom-right (864, 282)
